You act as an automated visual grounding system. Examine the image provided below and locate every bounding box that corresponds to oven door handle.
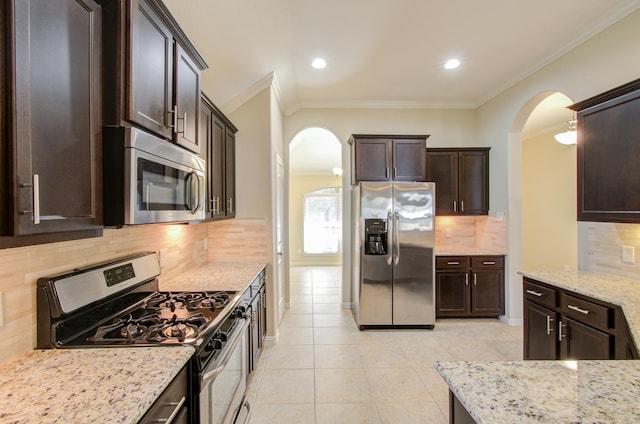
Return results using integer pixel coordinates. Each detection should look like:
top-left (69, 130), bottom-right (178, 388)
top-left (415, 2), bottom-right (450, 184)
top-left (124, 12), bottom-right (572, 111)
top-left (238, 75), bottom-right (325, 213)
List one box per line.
top-left (201, 318), bottom-right (249, 384)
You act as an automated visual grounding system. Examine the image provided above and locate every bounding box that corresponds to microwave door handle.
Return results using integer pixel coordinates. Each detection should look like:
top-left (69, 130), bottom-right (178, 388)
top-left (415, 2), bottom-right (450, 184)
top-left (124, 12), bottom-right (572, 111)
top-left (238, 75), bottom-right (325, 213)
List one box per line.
top-left (193, 175), bottom-right (202, 213)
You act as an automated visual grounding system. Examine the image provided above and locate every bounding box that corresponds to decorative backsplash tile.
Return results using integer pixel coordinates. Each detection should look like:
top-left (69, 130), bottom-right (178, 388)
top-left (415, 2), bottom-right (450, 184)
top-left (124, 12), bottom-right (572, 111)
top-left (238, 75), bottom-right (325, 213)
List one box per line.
top-left (0, 218), bottom-right (268, 365)
top-left (583, 222), bottom-right (640, 280)
top-left (435, 216), bottom-right (507, 253)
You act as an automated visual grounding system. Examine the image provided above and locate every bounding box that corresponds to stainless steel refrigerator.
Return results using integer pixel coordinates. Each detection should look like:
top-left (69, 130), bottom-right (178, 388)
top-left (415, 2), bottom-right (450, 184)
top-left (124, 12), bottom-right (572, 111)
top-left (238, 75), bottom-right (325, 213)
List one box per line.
top-left (351, 181), bottom-right (435, 329)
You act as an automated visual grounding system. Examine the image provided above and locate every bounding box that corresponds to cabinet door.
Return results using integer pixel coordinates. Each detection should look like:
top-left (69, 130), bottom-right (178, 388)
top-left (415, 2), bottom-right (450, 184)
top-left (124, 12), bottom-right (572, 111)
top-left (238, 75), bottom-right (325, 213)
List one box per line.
top-left (259, 285), bottom-right (267, 346)
top-left (523, 300), bottom-right (557, 360)
top-left (209, 116), bottom-right (226, 218)
top-left (129, 0), bottom-right (173, 139)
top-left (458, 150), bottom-right (489, 215)
top-left (13, 0), bottom-right (102, 235)
top-left (436, 271), bottom-right (470, 317)
top-left (225, 129), bottom-right (236, 217)
top-left (574, 82), bottom-right (640, 223)
top-left (354, 139), bottom-right (391, 182)
top-left (200, 99), bottom-right (213, 214)
top-left (470, 270), bottom-right (504, 316)
top-left (426, 151), bottom-right (458, 215)
top-left (392, 139), bottom-right (427, 181)
top-left (560, 317), bottom-right (611, 360)
top-left (249, 298), bottom-right (260, 372)
top-left (174, 43), bottom-right (201, 153)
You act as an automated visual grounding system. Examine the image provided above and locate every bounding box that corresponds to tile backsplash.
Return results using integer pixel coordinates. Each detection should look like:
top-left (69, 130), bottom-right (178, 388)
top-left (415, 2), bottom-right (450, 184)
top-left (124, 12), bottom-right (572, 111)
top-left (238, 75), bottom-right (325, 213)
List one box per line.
top-left (435, 216), bottom-right (507, 253)
top-left (582, 221), bottom-right (640, 280)
top-left (0, 218), bottom-right (267, 365)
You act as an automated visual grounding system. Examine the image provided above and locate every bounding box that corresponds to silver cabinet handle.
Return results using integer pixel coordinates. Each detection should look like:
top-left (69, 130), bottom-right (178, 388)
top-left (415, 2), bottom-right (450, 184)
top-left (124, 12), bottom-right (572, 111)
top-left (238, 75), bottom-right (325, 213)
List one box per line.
top-left (453, 200), bottom-right (457, 212)
top-left (558, 320), bottom-right (566, 342)
top-left (546, 316), bottom-right (554, 336)
top-left (460, 201), bottom-right (464, 212)
top-left (567, 304), bottom-right (590, 315)
top-left (227, 197), bottom-right (234, 214)
top-left (447, 261), bottom-right (460, 265)
top-left (32, 174), bottom-right (40, 224)
top-left (526, 289), bottom-right (543, 297)
top-left (150, 396), bottom-right (185, 423)
top-left (483, 261), bottom-right (496, 265)
top-left (394, 167), bottom-right (397, 179)
top-left (177, 111), bottom-right (187, 134)
top-left (464, 274), bottom-right (469, 286)
top-left (473, 273), bottom-right (477, 285)
top-left (169, 105), bottom-right (178, 131)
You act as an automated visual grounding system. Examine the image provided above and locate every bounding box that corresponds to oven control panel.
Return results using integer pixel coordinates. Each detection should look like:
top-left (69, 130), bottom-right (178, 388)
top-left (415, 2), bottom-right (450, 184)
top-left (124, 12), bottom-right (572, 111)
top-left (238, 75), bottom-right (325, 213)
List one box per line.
top-left (104, 263), bottom-right (136, 287)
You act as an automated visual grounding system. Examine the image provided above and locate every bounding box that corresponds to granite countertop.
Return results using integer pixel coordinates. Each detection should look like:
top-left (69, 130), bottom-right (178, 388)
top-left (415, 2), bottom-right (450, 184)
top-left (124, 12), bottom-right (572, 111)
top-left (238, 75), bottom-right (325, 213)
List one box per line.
top-left (519, 270), bottom-right (640, 350)
top-left (0, 346), bottom-right (194, 424)
top-left (435, 246), bottom-right (505, 256)
top-left (160, 261), bottom-right (267, 293)
top-left (436, 360), bottom-right (640, 423)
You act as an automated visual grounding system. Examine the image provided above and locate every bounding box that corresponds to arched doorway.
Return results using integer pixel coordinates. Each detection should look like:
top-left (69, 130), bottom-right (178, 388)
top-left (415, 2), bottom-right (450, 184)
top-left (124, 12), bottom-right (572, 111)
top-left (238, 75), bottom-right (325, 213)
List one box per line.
top-left (288, 127), bottom-right (343, 308)
top-left (506, 91), bottom-right (577, 322)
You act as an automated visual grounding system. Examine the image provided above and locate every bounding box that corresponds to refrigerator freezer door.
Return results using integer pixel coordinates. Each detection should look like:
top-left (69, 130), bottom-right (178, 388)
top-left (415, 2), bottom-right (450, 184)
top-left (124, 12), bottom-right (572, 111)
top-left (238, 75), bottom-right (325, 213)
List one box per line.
top-left (358, 182), bottom-right (393, 325)
top-left (392, 182), bottom-right (435, 325)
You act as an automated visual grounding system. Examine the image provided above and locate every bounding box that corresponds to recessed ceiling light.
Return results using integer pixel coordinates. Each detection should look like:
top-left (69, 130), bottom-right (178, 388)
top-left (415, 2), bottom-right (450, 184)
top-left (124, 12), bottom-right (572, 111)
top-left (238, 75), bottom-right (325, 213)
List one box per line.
top-left (444, 58), bottom-right (461, 70)
top-left (312, 58), bottom-right (327, 69)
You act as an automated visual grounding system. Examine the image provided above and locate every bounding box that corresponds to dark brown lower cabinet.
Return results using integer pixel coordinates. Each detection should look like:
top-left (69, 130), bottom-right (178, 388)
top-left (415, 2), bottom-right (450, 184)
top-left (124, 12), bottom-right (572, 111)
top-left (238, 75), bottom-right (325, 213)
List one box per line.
top-left (139, 365), bottom-right (188, 424)
top-left (523, 277), bottom-right (637, 360)
top-left (436, 256), bottom-right (504, 318)
top-left (449, 391), bottom-right (476, 424)
top-left (523, 300), bottom-right (557, 360)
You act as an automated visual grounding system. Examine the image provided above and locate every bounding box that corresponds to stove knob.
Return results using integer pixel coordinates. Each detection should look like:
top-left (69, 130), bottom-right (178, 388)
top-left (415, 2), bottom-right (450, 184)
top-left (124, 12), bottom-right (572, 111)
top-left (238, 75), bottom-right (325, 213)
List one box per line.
top-left (218, 332), bottom-right (228, 342)
top-left (205, 337), bottom-right (223, 352)
top-left (232, 307), bottom-right (247, 319)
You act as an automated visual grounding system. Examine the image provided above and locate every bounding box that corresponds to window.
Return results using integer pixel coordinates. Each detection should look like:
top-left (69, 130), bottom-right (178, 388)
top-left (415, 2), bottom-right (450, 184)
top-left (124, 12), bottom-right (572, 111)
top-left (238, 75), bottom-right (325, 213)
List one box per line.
top-left (303, 187), bottom-right (342, 254)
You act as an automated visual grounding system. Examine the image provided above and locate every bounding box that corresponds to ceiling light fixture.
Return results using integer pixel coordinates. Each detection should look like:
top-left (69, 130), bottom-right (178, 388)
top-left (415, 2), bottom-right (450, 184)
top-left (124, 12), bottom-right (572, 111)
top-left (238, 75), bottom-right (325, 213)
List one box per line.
top-left (332, 167), bottom-right (343, 176)
top-left (312, 58), bottom-right (327, 69)
top-left (554, 119), bottom-right (577, 145)
top-left (444, 58), bottom-right (461, 70)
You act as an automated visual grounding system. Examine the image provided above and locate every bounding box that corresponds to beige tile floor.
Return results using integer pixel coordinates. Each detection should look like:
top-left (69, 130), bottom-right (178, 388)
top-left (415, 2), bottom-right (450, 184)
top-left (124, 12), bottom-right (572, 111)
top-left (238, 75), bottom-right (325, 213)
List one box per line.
top-left (246, 266), bottom-right (523, 424)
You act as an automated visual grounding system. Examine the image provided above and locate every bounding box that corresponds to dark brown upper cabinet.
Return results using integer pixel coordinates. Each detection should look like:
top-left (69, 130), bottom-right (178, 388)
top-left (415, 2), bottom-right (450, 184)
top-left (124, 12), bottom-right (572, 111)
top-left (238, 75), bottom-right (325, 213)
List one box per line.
top-left (102, 0), bottom-right (207, 154)
top-left (1, 0), bottom-right (103, 248)
top-left (349, 135), bottom-right (430, 184)
top-left (426, 148), bottom-right (490, 216)
top-left (200, 94), bottom-right (238, 220)
top-left (569, 78), bottom-right (640, 223)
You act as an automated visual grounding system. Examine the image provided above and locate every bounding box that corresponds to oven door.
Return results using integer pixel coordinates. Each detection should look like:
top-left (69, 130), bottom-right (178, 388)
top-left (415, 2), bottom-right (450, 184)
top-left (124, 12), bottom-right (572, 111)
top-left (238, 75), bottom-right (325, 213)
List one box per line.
top-left (125, 128), bottom-right (206, 225)
top-left (200, 318), bottom-right (250, 424)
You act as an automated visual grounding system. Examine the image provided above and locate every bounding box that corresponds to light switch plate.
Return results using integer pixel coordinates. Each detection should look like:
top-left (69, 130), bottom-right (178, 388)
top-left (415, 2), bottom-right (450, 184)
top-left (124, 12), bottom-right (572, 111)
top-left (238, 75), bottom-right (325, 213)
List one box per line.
top-left (158, 249), bottom-right (167, 268)
top-left (445, 228), bottom-right (452, 238)
top-left (622, 245), bottom-right (635, 264)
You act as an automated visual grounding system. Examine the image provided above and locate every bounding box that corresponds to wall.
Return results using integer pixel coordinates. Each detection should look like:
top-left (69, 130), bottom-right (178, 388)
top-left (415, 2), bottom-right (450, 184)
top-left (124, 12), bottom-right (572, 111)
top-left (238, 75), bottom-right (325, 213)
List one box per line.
top-left (583, 223), bottom-right (640, 280)
top-left (289, 175), bottom-right (343, 266)
top-left (521, 130), bottom-right (577, 271)
top-left (208, 219), bottom-right (268, 263)
top-left (435, 216), bottom-right (507, 253)
top-left (475, 8), bottom-right (640, 323)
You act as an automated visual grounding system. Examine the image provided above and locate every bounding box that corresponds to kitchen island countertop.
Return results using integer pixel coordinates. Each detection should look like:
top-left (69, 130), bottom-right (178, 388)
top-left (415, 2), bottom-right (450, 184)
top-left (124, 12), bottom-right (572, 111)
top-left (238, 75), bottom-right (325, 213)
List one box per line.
top-left (160, 261), bottom-right (267, 293)
top-left (0, 346), bottom-right (194, 424)
top-left (436, 359), bottom-right (640, 423)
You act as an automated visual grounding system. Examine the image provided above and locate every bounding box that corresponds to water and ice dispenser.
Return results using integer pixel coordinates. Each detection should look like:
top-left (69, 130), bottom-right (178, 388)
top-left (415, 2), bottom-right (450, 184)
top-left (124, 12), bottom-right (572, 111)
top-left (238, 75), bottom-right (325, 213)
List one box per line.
top-left (364, 218), bottom-right (388, 255)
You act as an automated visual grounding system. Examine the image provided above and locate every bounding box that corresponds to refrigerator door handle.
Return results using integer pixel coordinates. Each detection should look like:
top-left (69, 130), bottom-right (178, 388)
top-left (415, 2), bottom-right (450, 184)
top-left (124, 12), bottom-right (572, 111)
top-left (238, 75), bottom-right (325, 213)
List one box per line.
top-left (394, 209), bottom-right (400, 265)
top-left (386, 209), bottom-right (393, 265)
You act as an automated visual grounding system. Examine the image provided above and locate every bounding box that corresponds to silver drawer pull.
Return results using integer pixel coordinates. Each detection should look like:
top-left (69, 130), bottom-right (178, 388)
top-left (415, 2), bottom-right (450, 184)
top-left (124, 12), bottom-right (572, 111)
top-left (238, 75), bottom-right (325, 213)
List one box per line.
top-left (483, 261), bottom-right (496, 265)
top-left (447, 261), bottom-right (460, 265)
top-left (568, 304), bottom-right (590, 315)
top-left (526, 289), bottom-right (543, 297)
top-left (546, 315), bottom-right (554, 335)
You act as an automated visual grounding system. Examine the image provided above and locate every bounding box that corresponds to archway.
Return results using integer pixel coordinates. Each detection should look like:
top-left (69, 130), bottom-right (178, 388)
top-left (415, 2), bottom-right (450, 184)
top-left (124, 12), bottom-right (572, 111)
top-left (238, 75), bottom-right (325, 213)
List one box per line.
top-left (287, 127), bottom-right (343, 307)
top-left (506, 91), bottom-right (576, 323)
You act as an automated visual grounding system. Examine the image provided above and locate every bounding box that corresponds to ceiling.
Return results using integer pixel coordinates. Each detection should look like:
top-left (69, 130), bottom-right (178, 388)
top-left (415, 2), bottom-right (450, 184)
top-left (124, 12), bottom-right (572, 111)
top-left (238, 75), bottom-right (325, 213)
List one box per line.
top-left (165, 0), bottom-right (639, 114)
top-left (163, 0), bottom-right (638, 176)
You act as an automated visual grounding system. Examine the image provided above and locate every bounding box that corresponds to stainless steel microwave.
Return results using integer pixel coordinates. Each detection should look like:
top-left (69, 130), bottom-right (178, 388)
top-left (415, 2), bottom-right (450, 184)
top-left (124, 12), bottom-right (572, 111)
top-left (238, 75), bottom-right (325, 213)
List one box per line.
top-left (103, 127), bottom-right (206, 226)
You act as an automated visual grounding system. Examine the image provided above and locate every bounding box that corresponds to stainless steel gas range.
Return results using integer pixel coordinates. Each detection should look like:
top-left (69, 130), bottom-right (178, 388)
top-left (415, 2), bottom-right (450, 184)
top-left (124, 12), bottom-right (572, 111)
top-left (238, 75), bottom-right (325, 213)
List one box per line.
top-left (36, 252), bottom-right (250, 424)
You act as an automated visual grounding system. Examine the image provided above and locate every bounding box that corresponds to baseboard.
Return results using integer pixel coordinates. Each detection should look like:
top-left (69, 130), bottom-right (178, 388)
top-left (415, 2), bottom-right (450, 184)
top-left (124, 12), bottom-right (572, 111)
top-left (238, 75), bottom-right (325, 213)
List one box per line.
top-left (499, 315), bottom-right (523, 326)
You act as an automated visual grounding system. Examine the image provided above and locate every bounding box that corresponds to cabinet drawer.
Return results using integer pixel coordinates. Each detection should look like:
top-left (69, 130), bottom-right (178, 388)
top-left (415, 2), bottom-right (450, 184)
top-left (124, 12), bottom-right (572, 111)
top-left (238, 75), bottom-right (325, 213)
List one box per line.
top-left (436, 256), bottom-right (470, 270)
top-left (471, 256), bottom-right (504, 269)
top-left (139, 366), bottom-right (188, 424)
top-left (523, 279), bottom-right (557, 309)
top-left (560, 294), bottom-right (612, 332)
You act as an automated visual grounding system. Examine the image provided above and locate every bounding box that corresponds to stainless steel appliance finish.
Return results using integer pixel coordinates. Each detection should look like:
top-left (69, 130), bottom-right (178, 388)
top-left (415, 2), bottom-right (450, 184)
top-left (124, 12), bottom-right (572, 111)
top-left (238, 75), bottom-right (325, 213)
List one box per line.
top-left (352, 182), bottom-right (436, 328)
top-left (103, 127), bottom-right (206, 226)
